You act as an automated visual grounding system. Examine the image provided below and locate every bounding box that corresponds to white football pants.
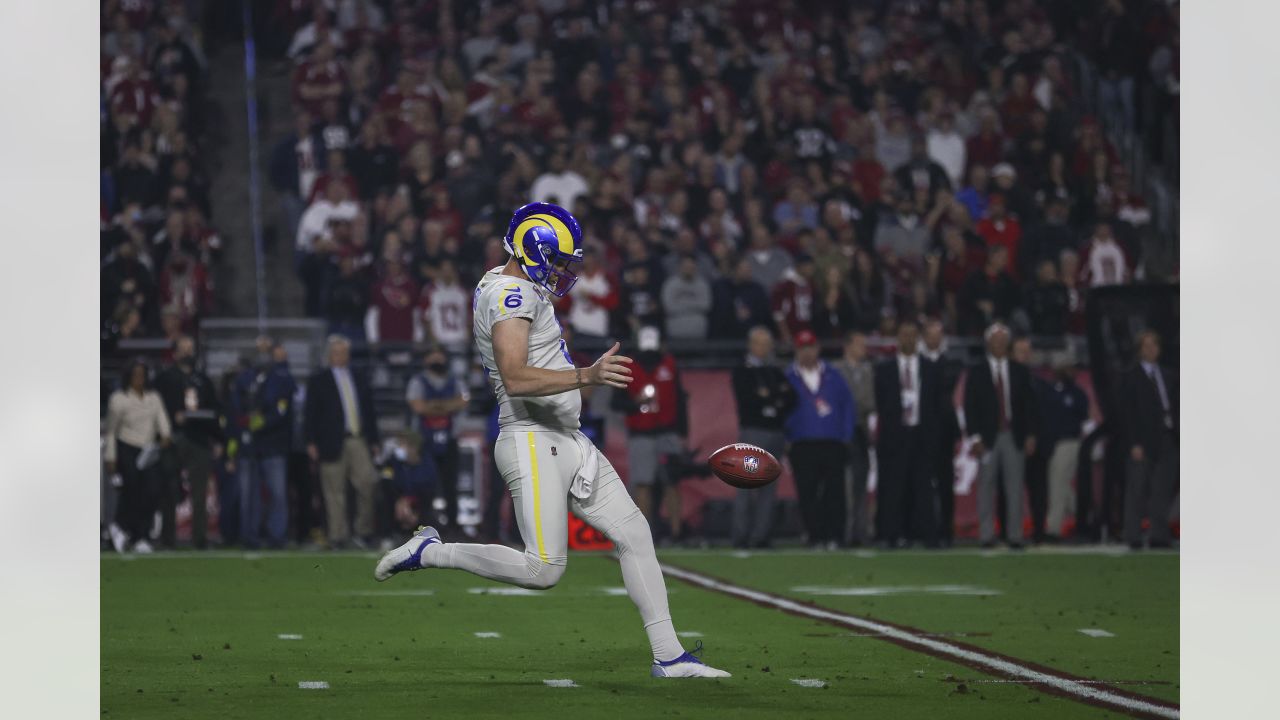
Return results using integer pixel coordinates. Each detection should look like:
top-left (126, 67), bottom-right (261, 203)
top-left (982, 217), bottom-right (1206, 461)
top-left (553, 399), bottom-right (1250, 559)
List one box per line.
top-left (421, 428), bottom-right (684, 661)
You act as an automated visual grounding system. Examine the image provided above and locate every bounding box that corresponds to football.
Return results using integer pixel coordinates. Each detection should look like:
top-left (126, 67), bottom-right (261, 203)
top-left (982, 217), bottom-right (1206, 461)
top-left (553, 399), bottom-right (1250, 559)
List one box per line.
top-left (708, 443), bottom-right (782, 489)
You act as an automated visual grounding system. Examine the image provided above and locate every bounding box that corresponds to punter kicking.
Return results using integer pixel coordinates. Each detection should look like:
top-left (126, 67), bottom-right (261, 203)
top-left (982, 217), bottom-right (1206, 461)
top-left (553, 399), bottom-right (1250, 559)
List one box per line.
top-left (374, 202), bottom-right (729, 679)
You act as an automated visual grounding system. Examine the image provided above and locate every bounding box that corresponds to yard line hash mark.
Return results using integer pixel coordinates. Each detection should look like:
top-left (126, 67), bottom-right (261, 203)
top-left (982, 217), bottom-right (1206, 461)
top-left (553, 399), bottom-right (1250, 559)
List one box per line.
top-left (1078, 628), bottom-right (1117, 638)
top-left (297, 681), bottom-right (329, 689)
top-left (658, 562), bottom-right (1178, 720)
top-left (543, 679), bottom-right (578, 688)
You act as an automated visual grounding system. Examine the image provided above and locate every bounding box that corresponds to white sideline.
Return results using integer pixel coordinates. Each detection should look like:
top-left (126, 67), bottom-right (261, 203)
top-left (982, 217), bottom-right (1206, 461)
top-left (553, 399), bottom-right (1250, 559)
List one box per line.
top-left (659, 563), bottom-right (1178, 720)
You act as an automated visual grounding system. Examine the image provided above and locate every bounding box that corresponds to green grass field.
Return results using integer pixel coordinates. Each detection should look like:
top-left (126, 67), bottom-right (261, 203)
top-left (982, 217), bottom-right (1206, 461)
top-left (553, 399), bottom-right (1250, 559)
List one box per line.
top-left (101, 547), bottom-right (1177, 719)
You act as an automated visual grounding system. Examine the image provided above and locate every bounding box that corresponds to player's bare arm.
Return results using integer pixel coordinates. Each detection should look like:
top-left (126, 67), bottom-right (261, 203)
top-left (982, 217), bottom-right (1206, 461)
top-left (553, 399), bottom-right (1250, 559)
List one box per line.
top-left (492, 316), bottom-right (633, 396)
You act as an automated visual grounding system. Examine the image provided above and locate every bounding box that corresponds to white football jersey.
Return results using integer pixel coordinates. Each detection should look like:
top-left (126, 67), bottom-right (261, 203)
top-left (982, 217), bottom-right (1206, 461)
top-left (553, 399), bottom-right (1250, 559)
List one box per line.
top-left (473, 266), bottom-right (581, 431)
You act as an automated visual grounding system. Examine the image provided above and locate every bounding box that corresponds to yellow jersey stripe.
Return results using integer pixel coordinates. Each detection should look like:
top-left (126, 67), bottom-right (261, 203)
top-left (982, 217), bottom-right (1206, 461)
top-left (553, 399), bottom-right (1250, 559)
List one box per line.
top-left (527, 432), bottom-right (548, 563)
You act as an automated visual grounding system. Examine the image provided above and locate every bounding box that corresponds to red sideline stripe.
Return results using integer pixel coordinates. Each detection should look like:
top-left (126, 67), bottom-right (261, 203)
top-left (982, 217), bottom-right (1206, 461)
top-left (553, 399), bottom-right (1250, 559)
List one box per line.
top-left (659, 561), bottom-right (1179, 720)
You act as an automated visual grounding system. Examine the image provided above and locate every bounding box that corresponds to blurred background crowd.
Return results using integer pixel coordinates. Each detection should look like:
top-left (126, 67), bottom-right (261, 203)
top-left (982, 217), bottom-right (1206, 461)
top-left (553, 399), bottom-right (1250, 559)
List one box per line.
top-left (99, 0), bottom-right (1179, 553)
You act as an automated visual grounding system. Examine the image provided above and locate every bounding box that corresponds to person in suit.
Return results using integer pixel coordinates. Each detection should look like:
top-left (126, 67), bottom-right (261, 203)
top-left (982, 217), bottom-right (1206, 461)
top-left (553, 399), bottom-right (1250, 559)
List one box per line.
top-left (784, 329), bottom-right (857, 549)
top-left (1121, 330), bottom-right (1179, 549)
top-left (305, 334), bottom-right (380, 548)
top-left (1013, 337), bottom-right (1051, 543)
top-left (965, 323), bottom-right (1039, 549)
top-left (833, 331), bottom-right (876, 546)
top-left (920, 319), bottom-right (963, 547)
top-left (730, 326), bottom-right (797, 548)
top-left (873, 319), bottom-right (948, 548)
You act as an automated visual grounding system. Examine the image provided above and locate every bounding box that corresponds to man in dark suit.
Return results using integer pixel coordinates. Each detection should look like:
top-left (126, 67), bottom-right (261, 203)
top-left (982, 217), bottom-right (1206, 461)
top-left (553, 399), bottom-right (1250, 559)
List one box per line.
top-left (873, 319), bottom-right (948, 548)
top-left (305, 335), bottom-right (380, 548)
top-left (1121, 330), bottom-right (1179, 549)
top-left (965, 323), bottom-right (1039, 549)
top-left (920, 319), bottom-right (963, 547)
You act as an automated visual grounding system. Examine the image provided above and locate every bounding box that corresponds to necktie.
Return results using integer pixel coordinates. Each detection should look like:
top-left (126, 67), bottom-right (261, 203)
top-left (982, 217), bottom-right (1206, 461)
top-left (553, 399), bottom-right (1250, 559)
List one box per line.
top-left (995, 362), bottom-right (1009, 430)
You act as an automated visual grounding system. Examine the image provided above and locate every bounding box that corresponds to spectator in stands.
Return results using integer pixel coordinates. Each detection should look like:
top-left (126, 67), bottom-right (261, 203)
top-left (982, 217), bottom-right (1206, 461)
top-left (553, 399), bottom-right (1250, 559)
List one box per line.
top-left (229, 341), bottom-right (296, 550)
top-left (1021, 195), bottom-right (1076, 280)
top-left (368, 248), bottom-right (418, 344)
top-left (772, 253), bottom-right (819, 347)
top-left (956, 164), bottom-right (991, 222)
top-left (960, 245), bottom-right (1021, 336)
top-left (873, 319), bottom-right (947, 548)
top-left (730, 326), bottom-right (795, 549)
top-left (874, 193), bottom-right (932, 274)
top-left (530, 145), bottom-right (589, 208)
top-left (661, 254), bottom-right (713, 341)
top-left (326, 250), bottom-right (370, 343)
top-left (710, 256), bottom-right (772, 339)
top-left (926, 111), bottom-right (966, 189)
top-left (406, 346), bottom-right (470, 533)
top-left (976, 193), bottom-right (1024, 279)
top-left (102, 236), bottom-right (155, 332)
top-left (613, 327), bottom-right (688, 542)
top-left (269, 111), bottom-right (322, 244)
top-left (834, 331), bottom-right (876, 546)
top-left (965, 323), bottom-right (1039, 549)
top-left (1121, 330), bottom-right (1179, 549)
top-left (1026, 260), bottom-right (1070, 337)
top-left (618, 256), bottom-right (664, 337)
top-left (305, 335), bottom-right (379, 549)
top-left (565, 250), bottom-right (617, 343)
top-left (1080, 221), bottom-right (1131, 287)
top-left (1039, 353), bottom-right (1090, 542)
top-left (104, 360), bottom-right (171, 554)
top-left (155, 336), bottom-right (222, 550)
top-left (158, 251), bottom-right (213, 333)
top-left (745, 224), bottom-right (793, 292)
top-left (785, 329), bottom-right (856, 549)
top-left (895, 135), bottom-right (952, 198)
top-left (297, 181), bottom-right (359, 315)
top-left (416, 259), bottom-right (471, 357)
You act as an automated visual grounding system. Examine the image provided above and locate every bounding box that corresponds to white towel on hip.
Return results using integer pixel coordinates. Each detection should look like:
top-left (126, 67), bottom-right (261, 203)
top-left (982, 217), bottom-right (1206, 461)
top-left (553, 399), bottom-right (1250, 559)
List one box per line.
top-left (569, 432), bottom-right (600, 500)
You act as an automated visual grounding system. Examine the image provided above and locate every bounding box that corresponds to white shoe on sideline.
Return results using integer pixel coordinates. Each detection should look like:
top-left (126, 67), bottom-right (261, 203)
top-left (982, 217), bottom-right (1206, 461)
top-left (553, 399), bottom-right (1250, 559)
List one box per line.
top-left (132, 539), bottom-right (154, 554)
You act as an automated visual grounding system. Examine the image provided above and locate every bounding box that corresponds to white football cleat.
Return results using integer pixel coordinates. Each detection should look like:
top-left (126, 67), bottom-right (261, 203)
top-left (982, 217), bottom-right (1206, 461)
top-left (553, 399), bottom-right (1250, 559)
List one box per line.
top-left (651, 650), bottom-right (731, 678)
top-left (374, 526), bottom-right (441, 582)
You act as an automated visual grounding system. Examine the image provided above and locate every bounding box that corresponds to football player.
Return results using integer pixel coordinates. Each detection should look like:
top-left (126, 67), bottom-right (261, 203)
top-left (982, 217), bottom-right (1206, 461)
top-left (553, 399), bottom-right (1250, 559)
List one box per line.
top-left (375, 202), bottom-right (729, 679)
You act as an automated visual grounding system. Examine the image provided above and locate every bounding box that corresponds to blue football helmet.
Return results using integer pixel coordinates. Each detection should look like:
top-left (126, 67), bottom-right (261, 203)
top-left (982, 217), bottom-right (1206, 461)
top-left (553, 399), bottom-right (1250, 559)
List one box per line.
top-left (503, 202), bottom-right (584, 297)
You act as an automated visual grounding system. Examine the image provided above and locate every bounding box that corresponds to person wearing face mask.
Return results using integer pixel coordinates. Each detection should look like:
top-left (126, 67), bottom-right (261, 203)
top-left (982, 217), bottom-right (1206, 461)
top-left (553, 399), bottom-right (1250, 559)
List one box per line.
top-left (406, 345), bottom-right (470, 533)
top-left (155, 335), bottom-right (223, 549)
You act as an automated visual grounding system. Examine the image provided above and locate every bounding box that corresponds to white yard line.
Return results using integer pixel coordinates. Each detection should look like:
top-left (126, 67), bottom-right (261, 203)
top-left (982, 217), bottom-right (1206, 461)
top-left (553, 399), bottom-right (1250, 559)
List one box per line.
top-left (676, 631), bottom-right (704, 638)
top-left (543, 679), bottom-right (578, 688)
top-left (338, 589), bottom-right (436, 597)
top-left (659, 563), bottom-right (1178, 719)
top-left (791, 584), bottom-right (1002, 597)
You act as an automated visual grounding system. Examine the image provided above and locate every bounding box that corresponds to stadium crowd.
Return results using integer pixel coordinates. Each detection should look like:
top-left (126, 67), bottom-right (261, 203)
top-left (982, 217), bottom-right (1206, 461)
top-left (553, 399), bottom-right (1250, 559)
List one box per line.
top-left (101, 0), bottom-right (222, 350)
top-left (268, 0), bottom-right (1178, 349)
top-left (100, 0), bottom-right (1180, 553)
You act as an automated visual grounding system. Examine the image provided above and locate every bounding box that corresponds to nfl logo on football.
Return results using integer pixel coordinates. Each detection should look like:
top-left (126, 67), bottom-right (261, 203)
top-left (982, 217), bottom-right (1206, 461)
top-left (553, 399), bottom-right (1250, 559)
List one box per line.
top-left (743, 456), bottom-right (760, 474)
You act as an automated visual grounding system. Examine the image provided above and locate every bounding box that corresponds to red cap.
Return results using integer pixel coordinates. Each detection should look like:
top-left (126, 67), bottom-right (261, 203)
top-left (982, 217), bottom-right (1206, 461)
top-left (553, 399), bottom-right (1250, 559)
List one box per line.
top-left (794, 329), bottom-right (818, 347)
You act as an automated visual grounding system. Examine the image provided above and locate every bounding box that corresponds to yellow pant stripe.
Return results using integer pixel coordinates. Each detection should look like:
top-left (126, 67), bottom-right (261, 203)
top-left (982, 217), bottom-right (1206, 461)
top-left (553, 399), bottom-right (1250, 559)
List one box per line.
top-left (527, 432), bottom-right (548, 563)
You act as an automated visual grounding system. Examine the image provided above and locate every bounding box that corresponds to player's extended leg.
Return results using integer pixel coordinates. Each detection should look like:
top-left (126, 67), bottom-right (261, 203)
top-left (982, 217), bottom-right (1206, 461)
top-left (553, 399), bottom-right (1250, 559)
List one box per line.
top-left (571, 450), bottom-right (730, 678)
top-left (374, 430), bottom-right (568, 588)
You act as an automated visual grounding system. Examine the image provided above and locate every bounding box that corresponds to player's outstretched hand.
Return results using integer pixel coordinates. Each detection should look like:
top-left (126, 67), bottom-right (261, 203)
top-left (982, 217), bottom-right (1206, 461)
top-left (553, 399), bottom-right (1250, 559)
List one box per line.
top-left (587, 342), bottom-right (633, 388)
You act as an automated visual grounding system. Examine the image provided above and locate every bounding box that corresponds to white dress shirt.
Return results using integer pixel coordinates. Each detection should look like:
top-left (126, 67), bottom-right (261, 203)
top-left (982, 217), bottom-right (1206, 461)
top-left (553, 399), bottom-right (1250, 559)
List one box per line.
top-left (987, 355), bottom-right (1013, 423)
top-left (332, 366), bottom-right (362, 436)
top-left (896, 352), bottom-right (920, 427)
